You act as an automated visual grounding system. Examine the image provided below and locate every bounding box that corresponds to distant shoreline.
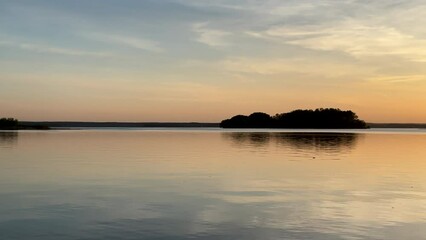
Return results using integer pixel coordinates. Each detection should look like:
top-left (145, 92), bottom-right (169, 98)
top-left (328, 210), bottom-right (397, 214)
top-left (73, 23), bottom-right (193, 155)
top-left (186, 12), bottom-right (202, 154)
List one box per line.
top-left (19, 122), bottom-right (220, 129)
top-left (16, 121), bottom-right (426, 129)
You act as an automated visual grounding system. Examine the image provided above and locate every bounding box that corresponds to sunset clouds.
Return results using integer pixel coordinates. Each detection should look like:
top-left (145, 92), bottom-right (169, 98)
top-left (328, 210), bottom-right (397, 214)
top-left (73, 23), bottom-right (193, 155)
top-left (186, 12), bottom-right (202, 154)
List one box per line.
top-left (1, 0), bottom-right (425, 122)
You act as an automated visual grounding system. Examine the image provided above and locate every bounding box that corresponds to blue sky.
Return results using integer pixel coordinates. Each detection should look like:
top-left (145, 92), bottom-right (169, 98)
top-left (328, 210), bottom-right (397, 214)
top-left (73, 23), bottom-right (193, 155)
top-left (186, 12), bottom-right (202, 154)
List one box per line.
top-left (1, 0), bottom-right (426, 122)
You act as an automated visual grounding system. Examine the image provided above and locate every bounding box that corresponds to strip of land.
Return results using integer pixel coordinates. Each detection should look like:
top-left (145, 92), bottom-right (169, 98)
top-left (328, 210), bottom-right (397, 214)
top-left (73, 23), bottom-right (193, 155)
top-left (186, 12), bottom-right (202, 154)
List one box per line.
top-left (20, 122), bottom-right (219, 129)
top-left (17, 121), bottom-right (426, 129)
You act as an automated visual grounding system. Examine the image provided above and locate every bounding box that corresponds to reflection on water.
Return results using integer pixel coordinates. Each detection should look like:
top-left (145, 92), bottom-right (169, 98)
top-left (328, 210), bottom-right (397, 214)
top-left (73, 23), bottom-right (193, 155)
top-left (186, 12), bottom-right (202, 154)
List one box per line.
top-left (223, 132), bottom-right (360, 160)
top-left (0, 130), bottom-right (426, 240)
top-left (0, 132), bottom-right (18, 147)
top-left (224, 132), bottom-right (359, 152)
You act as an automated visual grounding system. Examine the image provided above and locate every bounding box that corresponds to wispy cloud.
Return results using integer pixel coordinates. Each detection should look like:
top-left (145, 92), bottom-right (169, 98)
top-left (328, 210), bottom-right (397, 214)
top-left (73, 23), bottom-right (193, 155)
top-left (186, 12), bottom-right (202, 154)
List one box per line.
top-left (85, 33), bottom-right (164, 53)
top-left (175, 0), bottom-right (253, 11)
top-left (255, 20), bottom-right (426, 62)
top-left (367, 75), bottom-right (426, 83)
top-left (177, 0), bottom-right (319, 15)
top-left (267, 2), bottom-right (318, 16)
top-left (0, 40), bottom-right (111, 57)
top-left (192, 23), bottom-right (231, 47)
top-left (221, 57), bottom-right (374, 78)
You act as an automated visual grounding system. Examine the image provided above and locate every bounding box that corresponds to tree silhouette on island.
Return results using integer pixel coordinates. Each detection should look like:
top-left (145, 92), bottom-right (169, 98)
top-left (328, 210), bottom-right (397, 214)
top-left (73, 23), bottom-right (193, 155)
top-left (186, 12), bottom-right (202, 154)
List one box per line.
top-left (0, 118), bottom-right (19, 130)
top-left (220, 108), bottom-right (368, 129)
top-left (0, 118), bottom-right (49, 130)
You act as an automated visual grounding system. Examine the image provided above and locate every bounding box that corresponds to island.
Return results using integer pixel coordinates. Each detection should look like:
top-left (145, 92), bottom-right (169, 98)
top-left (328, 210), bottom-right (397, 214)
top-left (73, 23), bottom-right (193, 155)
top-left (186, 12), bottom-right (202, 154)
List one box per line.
top-left (220, 108), bottom-right (368, 129)
top-left (0, 118), bottom-right (50, 130)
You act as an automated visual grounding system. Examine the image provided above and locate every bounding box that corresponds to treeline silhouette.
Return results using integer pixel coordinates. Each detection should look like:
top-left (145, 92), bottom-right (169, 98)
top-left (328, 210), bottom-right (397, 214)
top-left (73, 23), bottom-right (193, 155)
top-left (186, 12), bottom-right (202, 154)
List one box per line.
top-left (220, 108), bottom-right (368, 129)
top-left (0, 118), bottom-right (18, 130)
top-left (0, 118), bottom-right (49, 130)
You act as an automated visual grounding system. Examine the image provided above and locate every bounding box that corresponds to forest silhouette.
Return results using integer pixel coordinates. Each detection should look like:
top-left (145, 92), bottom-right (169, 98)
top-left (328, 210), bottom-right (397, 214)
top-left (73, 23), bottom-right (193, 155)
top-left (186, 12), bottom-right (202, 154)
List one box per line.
top-left (220, 108), bottom-right (368, 129)
top-left (0, 118), bottom-right (18, 130)
top-left (0, 118), bottom-right (49, 130)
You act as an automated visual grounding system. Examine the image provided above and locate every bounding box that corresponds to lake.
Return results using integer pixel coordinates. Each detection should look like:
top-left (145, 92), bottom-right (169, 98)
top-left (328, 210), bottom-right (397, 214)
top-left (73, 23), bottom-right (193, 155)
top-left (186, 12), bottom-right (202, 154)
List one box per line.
top-left (1, 129), bottom-right (426, 240)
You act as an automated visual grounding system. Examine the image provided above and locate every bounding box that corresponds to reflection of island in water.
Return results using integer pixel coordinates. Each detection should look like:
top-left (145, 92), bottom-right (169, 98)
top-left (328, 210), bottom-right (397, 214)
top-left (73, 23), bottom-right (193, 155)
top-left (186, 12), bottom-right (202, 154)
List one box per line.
top-left (0, 132), bottom-right (18, 146)
top-left (223, 132), bottom-right (360, 153)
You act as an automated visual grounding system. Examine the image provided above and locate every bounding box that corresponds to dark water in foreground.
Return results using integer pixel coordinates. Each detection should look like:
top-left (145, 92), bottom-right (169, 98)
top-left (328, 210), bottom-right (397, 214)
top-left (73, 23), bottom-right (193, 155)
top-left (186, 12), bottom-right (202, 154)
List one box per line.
top-left (1, 129), bottom-right (426, 240)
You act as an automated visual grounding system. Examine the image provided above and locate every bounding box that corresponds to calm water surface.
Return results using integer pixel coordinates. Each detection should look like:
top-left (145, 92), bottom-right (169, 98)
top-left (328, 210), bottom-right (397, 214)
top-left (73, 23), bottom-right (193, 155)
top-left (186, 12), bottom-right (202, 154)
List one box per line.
top-left (1, 129), bottom-right (426, 239)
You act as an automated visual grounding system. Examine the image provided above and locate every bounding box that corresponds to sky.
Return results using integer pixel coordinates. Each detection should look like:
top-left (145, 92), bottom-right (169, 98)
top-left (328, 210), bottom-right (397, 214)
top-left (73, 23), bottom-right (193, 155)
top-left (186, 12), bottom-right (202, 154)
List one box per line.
top-left (1, 0), bottom-right (426, 122)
